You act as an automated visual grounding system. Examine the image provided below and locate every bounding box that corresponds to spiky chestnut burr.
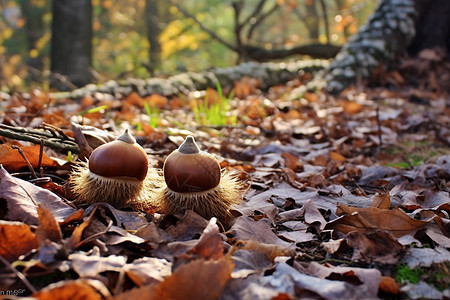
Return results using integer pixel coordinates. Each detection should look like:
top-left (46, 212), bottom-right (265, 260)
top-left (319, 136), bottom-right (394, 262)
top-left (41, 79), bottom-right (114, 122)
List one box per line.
top-left (70, 129), bottom-right (162, 210)
top-left (151, 135), bottom-right (243, 221)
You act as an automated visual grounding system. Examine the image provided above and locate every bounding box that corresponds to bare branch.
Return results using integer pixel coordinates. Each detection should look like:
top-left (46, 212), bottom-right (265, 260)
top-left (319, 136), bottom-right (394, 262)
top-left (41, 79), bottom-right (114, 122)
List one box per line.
top-left (247, 1), bottom-right (280, 40)
top-left (172, 1), bottom-right (237, 52)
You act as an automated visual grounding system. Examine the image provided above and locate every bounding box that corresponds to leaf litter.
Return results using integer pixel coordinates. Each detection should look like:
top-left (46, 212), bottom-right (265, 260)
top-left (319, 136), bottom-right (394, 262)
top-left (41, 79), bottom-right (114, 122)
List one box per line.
top-left (0, 54), bottom-right (450, 299)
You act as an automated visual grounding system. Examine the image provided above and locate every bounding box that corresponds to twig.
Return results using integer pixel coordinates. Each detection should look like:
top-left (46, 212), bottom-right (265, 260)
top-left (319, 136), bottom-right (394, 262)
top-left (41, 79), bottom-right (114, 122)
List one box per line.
top-left (11, 145), bottom-right (38, 179)
top-left (0, 254), bottom-right (38, 294)
top-left (38, 139), bottom-right (44, 175)
top-left (0, 124), bottom-right (80, 153)
top-left (376, 106), bottom-right (382, 148)
top-left (75, 219), bottom-right (113, 249)
top-left (11, 176), bottom-right (38, 206)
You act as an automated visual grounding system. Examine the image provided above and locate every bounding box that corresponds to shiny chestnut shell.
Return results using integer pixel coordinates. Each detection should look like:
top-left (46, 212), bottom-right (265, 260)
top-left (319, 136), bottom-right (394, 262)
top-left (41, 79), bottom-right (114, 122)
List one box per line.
top-left (163, 136), bottom-right (221, 193)
top-left (88, 129), bottom-right (148, 181)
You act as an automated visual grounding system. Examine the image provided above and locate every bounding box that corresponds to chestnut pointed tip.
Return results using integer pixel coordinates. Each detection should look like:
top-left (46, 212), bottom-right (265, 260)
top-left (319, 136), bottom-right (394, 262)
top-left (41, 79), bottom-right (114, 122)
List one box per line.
top-left (117, 128), bottom-right (136, 144)
top-left (178, 135), bottom-right (200, 154)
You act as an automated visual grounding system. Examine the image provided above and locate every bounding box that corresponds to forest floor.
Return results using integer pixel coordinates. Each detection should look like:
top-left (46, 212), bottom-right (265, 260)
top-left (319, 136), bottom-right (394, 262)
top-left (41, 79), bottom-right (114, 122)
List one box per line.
top-left (0, 50), bottom-right (449, 299)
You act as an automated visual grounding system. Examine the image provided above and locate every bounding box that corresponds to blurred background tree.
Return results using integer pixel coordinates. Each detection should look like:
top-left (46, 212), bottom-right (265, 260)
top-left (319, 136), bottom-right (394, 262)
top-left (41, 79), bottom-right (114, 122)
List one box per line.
top-left (0, 0), bottom-right (375, 90)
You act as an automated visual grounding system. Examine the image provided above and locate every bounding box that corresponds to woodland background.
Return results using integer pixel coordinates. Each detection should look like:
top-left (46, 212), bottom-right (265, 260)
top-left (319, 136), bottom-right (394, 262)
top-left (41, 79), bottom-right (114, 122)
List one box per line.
top-left (0, 0), bottom-right (375, 90)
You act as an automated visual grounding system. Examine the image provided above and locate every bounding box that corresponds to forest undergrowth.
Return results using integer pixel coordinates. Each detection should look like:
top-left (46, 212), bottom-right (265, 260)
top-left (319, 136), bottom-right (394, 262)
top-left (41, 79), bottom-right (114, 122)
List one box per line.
top-left (0, 50), bottom-right (449, 299)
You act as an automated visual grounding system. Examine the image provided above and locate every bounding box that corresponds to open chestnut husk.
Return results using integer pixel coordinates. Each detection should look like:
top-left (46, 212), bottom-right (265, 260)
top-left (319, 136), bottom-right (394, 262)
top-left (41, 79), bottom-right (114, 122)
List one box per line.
top-left (151, 135), bottom-right (243, 221)
top-left (69, 129), bottom-right (162, 209)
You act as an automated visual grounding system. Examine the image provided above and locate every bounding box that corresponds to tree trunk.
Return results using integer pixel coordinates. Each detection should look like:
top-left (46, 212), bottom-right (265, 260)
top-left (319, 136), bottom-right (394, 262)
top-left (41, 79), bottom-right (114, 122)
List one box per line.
top-left (50, 0), bottom-right (93, 89)
top-left (19, 1), bottom-right (47, 83)
top-left (408, 0), bottom-right (450, 54)
top-left (145, 0), bottom-right (162, 75)
top-left (324, 0), bottom-right (450, 95)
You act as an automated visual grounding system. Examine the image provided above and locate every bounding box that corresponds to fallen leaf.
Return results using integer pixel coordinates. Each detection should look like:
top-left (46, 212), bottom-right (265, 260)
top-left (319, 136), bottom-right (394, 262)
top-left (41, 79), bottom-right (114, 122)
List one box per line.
top-left (113, 284), bottom-right (157, 300)
top-left (378, 276), bottom-right (400, 295)
top-left (69, 249), bottom-right (127, 278)
top-left (124, 257), bottom-right (172, 286)
top-left (371, 193), bottom-right (390, 209)
top-left (281, 152), bottom-right (303, 172)
top-left (347, 230), bottom-right (405, 264)
top-left (305, 261), bottom-right (382, 296)
top-left (188, 218), bottom-right (224, 260)
top-left (331, 204), bottom-right (428, 238)
top-left (330, 151), bottom-right (346, 162)
top-left (0, 166), bottom-right (76, 225)
top-left (400, 281), bottom-right (444, 300)
top-left (36, 205), bottom-right (62, 243)
top-left (152, 257), bottom-right (234, 300)
top-left (403, 246), bottom-right (450, 269)
top-left (265, 260), bottom-right (371, 299)
top-left (230, 216), bottom-right (291, 247)
top-left (0, 220), bottom-right (39, 262)
top-left (33, 279), bottom-right (105, 300)
top-left (0, 143), bottom-right (59, 172)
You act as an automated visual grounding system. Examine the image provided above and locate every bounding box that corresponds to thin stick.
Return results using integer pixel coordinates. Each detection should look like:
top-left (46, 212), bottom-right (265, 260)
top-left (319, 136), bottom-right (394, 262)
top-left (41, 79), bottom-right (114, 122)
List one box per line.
top-left (376, 106), bottom-right (382, 148)
top-left (11, 145), bottom-right (38, 179)
top-left (38, 139), bottom-right (44, 176)
top-left (0, 254), bottom-right (38, 294)
top-left (75, 219), bottom-right (113, 249)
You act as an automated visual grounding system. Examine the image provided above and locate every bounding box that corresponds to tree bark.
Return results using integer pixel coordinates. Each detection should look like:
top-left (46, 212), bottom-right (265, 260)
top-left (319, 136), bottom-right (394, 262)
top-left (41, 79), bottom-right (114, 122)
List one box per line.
top-left (50, 0), bottom-right (93, 89)
top-left (145, 0), bottom-right (162, 75)
top-left (408, 0), bottom-right (450, 54)
top-left (325, 0), bottom-right (416, 95)
top-left (324, 0), bottom-right (450, 95)
top-left (19, 1), bottom-right (47, 83)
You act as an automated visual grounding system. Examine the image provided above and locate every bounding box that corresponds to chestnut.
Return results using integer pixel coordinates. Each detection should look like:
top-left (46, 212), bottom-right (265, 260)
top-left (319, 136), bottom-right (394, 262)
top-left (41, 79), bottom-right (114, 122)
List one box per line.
top-left (151, 135), bottom-right (243, 221)
top-left (70, 129), bottom-right (162, 209)
top-left (163, 135), bottom-right (221, 193)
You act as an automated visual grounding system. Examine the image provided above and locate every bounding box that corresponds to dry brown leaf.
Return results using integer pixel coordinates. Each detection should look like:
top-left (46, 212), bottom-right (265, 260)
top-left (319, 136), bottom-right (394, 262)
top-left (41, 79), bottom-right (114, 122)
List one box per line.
top-left (379, 276), bottom-right (400, 295)
top-left (337, 100), bottom-right (363, 115)
top-left (240, 239), bottom-right (294, 261)
top-left (0, 220), bottom-right (39, 262)
top-left (66, 206), bottom-right (97, 250)
top-left (281, 152), bottom-right (303, 172)
top-left (371, 193), bottom-right (390, 209)
top-left (33, 280), bottom-right (103, 300)
top-left (313, 154), bottom-right (328, 166)
top-left (0, 143), bottom-right (59, 172)
top-left (36, 205), bottom-right (62, 243)
top-left (188, 218), bottom-right (224, 260)
top-left (152, 257), bottom-right (234, 300)
top-left (332, 204), bottom-right (428, 238)
top-left (0, 166), bottom-right (76, 225)
top-left (322, 238), bottom-right (347, 255)
top-left (330, 151), bottom-right (346, 162)
top-left (347, 230), bottom-right (405, 264)
top-left (146, 94), bottom-right (168, 109)
top-left (113, 284), bottom-right (157, 300)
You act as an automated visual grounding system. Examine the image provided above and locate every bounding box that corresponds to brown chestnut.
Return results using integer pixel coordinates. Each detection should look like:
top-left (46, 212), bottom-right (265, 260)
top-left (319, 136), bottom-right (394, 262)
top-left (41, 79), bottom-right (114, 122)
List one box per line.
top-left (70, 129), bottom-right (162, 209)
top-left (151, 135), bottom-right (243, 222)
top-left (163, 135), bottom-right (221, 193)
top-left (88, 129), bottom-right (148, 181)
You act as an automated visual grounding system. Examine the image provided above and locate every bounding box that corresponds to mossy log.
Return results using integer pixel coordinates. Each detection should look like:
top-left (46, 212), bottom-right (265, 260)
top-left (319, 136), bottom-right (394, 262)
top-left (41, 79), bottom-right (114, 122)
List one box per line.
top-left (54, 59), bottom-right (328, 99)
